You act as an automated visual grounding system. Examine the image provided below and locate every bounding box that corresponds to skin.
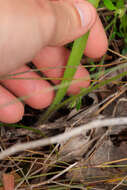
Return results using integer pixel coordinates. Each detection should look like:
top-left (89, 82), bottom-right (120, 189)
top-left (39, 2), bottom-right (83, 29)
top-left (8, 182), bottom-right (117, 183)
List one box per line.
top-left (0, 0), bottom-right (108, 123)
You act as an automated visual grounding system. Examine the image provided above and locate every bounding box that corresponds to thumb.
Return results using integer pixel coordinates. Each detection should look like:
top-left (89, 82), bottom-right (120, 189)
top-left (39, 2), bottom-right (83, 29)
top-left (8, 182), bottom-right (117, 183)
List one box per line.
top-left (47, 0), bottom-right (97, 46)
top-left (0, 0), bottom-right (96, 75)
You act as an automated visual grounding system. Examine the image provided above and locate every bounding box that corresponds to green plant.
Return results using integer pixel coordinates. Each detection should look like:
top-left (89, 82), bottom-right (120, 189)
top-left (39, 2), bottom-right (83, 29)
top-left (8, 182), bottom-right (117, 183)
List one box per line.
top-left (103, 0), bottom-right (127, 43)
top-left (40, 0), bottom-right (100, 122)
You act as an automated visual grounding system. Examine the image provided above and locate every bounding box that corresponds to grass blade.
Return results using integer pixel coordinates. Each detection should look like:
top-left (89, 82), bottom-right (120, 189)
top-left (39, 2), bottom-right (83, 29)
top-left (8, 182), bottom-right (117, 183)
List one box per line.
top-left (40, 0), bottom-right (100, 123)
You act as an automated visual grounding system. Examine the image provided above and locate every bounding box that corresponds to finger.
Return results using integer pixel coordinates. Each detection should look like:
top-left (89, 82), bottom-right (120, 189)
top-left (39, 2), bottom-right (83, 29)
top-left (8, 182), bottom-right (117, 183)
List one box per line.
top-left (48, 0), bottom-right (97, 46)
top-left (1, 66), bottom-right (54, 109)
top-left (84, 16), bottom-right (108, 58)
top-left (0, 0), bottom-right (96, 75)
top-left (0, 86), bottom-right (24, 123)
top-left (33, 46), bottom-right (90, 95)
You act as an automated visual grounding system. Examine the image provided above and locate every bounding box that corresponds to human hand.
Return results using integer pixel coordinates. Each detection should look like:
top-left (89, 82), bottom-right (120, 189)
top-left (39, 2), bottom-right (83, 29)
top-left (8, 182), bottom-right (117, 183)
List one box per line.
top-left (0, 0), bottom-right (108, 123)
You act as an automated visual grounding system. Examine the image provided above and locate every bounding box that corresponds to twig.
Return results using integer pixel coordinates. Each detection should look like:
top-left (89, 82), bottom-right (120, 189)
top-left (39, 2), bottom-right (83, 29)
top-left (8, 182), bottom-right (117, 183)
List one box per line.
top-left (51, 181), bottom-right (85, 190)
top-left (0, 117), bottom-right (127, 159)
top-left (15, 158), bottom-right (37, 190)
top-left (30, 144), bottom-right (59, 177)
top-left (30, 162), bottom-right (77, 189)
top-left (111, 176), bottom-right (127, 190)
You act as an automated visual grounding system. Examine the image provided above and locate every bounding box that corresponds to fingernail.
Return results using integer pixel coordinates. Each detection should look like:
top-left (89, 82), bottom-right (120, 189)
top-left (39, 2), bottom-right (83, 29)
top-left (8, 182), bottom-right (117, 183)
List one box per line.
top-left (74, 2), bottom-right (92, 27)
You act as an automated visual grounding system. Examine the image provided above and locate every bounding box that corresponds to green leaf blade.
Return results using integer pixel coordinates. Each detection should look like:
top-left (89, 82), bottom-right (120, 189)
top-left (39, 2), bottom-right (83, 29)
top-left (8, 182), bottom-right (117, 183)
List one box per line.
top-left (40, 0), bottom-right (101, 123)
top-left (103, 0), bottom-right (117, 10)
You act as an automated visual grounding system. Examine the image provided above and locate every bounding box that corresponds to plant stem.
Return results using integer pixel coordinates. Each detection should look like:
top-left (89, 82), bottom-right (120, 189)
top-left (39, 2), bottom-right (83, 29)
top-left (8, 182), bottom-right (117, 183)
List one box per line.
top-left (49, 66), bottom-right (127, 112)
top-left (39, 0), bottom-right (100, 123)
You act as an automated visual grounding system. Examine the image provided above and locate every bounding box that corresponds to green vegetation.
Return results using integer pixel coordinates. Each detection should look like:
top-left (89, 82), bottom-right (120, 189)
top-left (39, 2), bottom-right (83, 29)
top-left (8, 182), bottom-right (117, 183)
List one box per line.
top-left (41, 0), bottom-right (100, 122)
top-left (40, 0), bottom-right (127, 122)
